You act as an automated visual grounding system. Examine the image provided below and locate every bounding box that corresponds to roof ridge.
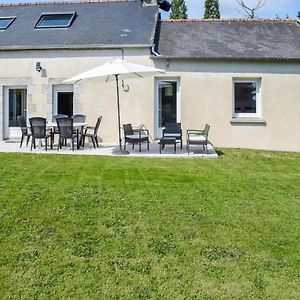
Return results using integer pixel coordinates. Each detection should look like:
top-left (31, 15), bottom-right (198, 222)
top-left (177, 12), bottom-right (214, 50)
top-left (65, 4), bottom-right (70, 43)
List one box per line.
top-left (161, 18), bottom-right (298, 24)
top-left (0, 0), bottom-right (135, 8)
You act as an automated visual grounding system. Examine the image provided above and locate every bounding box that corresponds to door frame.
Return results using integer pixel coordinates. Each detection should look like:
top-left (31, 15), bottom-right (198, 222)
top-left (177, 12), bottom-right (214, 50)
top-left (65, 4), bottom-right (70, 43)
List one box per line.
top-left (3, 86), bottom-right (27, 139)
top-left (154, 77), bottom-right (181, 139)
top-left (53, 84), bottom-right (74, 116)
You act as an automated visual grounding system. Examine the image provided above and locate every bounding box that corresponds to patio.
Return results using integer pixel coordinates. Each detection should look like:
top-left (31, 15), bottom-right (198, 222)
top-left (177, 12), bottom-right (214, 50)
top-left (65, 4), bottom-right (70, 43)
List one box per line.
top-left (0, 140), bottom-right (218, 158)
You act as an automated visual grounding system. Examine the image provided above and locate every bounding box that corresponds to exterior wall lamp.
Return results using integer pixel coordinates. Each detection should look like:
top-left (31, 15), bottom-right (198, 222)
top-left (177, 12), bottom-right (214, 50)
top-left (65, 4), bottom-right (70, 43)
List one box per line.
top-left (36, 62), bottom-right (42, 72)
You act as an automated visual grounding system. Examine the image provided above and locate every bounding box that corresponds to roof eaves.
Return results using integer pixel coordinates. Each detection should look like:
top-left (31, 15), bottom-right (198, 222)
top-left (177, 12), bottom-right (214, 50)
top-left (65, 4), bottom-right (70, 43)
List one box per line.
top-left (151, 56), bottom-right (300, 62)
top-left (0, 44), bottom-right (152, 51)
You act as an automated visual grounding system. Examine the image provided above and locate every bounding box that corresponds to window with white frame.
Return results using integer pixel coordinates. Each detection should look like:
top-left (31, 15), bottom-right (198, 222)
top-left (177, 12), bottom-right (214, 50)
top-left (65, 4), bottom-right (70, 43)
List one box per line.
top-left (233, 79), bottom-right (261, 118)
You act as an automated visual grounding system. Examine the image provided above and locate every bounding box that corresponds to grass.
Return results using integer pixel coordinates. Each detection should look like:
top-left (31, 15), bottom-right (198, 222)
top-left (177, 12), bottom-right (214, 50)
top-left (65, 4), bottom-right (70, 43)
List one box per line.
top-left (0, 149), bottom-right (300, 299)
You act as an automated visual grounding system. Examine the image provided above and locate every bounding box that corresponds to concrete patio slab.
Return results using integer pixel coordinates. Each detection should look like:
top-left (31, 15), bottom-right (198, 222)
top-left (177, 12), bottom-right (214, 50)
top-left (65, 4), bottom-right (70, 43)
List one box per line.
top-left (0, 140), bottom-right (218, 158)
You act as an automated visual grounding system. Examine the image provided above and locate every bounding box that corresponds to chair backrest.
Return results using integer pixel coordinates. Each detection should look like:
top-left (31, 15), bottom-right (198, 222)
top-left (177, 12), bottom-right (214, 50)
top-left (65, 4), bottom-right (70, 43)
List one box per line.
top-left (203, 124), bottom-right (210, 139)
top-left (123, 123), bottom-right (134, 136)
top-left (163, 122), bottom-right (182, 134)
top-left (53, 114), bottom-right (68, 122)
top-left (17, 115), bottom-right (28, 134)
top-left (93, 116), bottom-right (102, 136)
top-left (56, 117), bottom-right (73, 139)
top-left (72, 114), bottom-right (86, 123)
top-left (29, 117), bottom-right (47, 139)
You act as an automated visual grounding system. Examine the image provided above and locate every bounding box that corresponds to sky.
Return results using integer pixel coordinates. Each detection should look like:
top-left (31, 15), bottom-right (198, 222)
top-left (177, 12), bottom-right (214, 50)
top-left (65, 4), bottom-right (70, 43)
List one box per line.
top-left (0, 0), bottom-right (299, 19)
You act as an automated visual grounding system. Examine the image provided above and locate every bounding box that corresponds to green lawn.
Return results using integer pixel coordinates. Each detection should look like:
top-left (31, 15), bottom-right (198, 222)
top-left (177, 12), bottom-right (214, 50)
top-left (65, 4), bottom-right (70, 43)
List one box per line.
top-left (0, 149), bottom-right (300, 299)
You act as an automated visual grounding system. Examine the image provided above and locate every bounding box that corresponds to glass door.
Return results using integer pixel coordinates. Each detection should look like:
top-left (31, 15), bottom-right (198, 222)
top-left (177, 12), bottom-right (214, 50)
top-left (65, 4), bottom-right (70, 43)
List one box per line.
top-left (4, 87), bottom-right (27, 138)
top-left (155, 79), bottom-right (180, 138)
top-left (53, 85), bottom-right (73, 117)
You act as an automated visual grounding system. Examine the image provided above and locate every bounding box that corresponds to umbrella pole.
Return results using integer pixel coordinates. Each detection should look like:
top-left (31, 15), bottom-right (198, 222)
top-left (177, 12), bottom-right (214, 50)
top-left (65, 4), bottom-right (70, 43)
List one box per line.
top-left (115, 75), bottom-right (122, 151)
top-left (113, 75), bottom-right (129, 155)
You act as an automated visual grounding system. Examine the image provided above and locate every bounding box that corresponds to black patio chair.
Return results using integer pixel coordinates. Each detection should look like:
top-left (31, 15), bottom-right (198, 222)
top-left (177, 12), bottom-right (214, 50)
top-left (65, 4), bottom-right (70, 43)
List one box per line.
top-left (186, 124), bottom-right (210, 154)
top-left (123, 123), bottom-right (149, 152)
top-left (82, 116), bottom-right (102, 148)
top-left (17, 115), bottom-right (31, 148)
top-left (72, 114), bottom-right (86, 123)
top-left (162, 122), bottom-right (183, 149)
top-left (51, 114), bottom-right (68, 144)
top-left (29, 117), bottom-right (52, 151)
top-left (56, 117), bottom-right (78, 151)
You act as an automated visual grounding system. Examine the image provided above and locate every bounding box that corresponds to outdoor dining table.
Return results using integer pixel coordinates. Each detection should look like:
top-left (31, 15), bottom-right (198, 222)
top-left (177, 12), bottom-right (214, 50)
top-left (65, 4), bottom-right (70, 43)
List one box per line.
top-left (46, 122), bottom-right (87, 149)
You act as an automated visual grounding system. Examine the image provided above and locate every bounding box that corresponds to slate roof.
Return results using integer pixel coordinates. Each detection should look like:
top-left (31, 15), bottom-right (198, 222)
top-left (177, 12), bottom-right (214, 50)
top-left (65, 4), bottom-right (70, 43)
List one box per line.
top-left (155, 19), bottom-right (300, 61)
top-left (0, 0), bottom-right (158, 50)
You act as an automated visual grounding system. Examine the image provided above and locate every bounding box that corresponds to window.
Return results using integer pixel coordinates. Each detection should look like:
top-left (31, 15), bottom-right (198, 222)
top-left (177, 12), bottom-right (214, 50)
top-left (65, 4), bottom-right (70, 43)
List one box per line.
top-left (35, 12), bottom-right (76, 28)
top-left (0, 17), bottom-right (16, 30)
top-left (233, 79), bottom-right (261, 118)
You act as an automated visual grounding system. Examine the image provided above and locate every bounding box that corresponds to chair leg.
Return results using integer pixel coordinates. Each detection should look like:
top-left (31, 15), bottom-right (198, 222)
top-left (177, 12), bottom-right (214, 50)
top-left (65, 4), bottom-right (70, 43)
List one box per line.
top-left (95, 136), bottom-right (99, 147)
top-left (139, 141), bottom-right (141, 152)
top-left (72, 138), bottom-right (74, 151)
top-left (57, 137), bottom-right (60, 151)
top-left (147, 139), bottom-right (149, 150)
top-left (91, 136), bottom-right (96, 148)
top-left (20, 134), bottom-right (24, 148)
top-left (82, 136), bottom-right (85, 147)
top-left (30, 137), bottom-right (34, 151)
top-left (26, 135), bottom-right (30, 146)
top-left (45, 138), bottom-right (48, 151)
top-left (124, 142), bottom-right (126, 151)
top-left (180, 138), bottom-right (183, 149)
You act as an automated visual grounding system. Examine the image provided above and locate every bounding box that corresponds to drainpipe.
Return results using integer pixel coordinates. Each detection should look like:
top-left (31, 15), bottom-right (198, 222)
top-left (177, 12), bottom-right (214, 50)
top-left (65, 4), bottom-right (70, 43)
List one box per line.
top-left (151, 45), bottom-right (161, 57)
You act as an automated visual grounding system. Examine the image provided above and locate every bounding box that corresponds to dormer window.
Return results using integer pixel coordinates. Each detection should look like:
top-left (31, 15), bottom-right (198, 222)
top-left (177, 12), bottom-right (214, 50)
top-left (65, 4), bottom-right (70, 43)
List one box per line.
top-left (0, 17), bottom-right (16, 30)
top-left (35, 12), bottom-right (76, 28)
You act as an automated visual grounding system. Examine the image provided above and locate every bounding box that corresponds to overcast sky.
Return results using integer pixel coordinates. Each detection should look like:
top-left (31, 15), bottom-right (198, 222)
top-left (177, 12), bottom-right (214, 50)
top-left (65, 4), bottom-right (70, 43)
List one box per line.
top-left (1, 0), bottom-right (299, 19)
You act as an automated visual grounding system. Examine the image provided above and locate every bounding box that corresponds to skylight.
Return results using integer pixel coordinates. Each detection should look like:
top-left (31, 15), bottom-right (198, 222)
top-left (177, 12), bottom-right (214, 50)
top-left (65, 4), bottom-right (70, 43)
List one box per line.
top-left (0, 17), bottom-right (16, 30)
top-left (35, 12), bottom-right (76, 29)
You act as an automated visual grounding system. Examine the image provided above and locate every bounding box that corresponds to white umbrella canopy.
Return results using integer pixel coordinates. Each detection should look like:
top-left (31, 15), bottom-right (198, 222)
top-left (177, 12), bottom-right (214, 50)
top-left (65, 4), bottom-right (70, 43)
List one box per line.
top-left (64, 59), bottom-right (165, 154)
top-left (64, 59), bottom-right (165, 83)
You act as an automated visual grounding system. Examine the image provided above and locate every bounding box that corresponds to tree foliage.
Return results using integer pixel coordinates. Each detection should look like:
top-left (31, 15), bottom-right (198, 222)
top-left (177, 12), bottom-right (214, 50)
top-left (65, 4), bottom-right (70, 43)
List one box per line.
top-left (169, 0), bottom-right (188, 19)
top-left (204, 0), bottom-right (220, 19)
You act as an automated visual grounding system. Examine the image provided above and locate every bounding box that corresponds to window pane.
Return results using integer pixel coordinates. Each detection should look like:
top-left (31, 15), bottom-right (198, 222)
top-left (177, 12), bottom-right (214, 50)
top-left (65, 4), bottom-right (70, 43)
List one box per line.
top-left (0, 18), bottom-right (14, 29)
top-left (57, 92), bottom-right (73, 116)
top-left (234, 82), bottom-right (257, 114)
top-left (36, 14), bottom-right (74, 28)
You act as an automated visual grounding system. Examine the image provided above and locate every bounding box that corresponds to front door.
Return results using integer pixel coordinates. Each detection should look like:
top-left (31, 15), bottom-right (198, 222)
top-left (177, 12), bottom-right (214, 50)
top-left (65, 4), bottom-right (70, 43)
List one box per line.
top-left (53, 85), bottom-right (73, 117)
top-left (155, 78), bottom-right (180, 138)
top-left (4, 87), bottom-right (27, 139)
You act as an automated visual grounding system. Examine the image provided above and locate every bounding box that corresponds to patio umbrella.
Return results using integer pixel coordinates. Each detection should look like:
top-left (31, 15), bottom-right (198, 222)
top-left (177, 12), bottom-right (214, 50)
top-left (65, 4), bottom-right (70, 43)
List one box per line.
top-left (64, 59), bottom-right (165, 154)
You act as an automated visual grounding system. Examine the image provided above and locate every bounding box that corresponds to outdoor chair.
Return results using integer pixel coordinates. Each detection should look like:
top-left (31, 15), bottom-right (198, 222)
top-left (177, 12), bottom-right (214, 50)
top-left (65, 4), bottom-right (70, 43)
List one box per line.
top-left (17, 115), bottom-right (31, 148)
top-left (52, 114), bottom-right (68, 144)
top-left (29, 117), bottom-right (52, 151)
top-left (82, 116), bottom-right (102, 148)
top-left (186, 124), bottom-right (210, 154)
top-left (56, 117), bottom-right (78, 151)
top-left (123, 123), bottom-right (149, 152)
top-left (72, 114), bottom-right (86, 123)
top-left (162, 122), bottom-right (183, 149)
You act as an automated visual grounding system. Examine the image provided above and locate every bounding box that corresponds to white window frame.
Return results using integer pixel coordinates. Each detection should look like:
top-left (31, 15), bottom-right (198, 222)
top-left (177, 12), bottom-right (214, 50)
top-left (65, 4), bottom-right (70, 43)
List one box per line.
top-left (233, 78), bottom-right (261, 118)
top-left (52, 84), bottom-right (73, 116)
top-left (154, 77), bottom-right (181, 139)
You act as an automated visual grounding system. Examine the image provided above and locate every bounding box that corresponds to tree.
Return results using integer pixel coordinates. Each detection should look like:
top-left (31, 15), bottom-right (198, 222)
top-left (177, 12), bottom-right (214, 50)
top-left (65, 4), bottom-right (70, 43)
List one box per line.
top-left (236, 0), bottom-right (266, 19)
top-left (204, 0), bottom-right (220, 19)
top-left (169, 0), bottom-right (188, 19)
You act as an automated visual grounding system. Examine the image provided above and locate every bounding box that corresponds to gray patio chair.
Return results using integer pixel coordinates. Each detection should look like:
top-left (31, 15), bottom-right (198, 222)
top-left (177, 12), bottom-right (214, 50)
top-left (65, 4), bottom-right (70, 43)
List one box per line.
top-left (29, 117), bottom-right (52, 151)
top-left (123, 123), bottom-right (149, 152)
top-left (17, 115), bottom-right (31, 148)
top-left (162, 122), bottom-right (182, 149)
top-left (186, 124), bottom-right (210, 154)
top-left (82, 116), bottom-right (102, 148)
top-left (56, 117), bottom-right (78, 151)
top-left (72, 114), bottom-right (86, 123)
